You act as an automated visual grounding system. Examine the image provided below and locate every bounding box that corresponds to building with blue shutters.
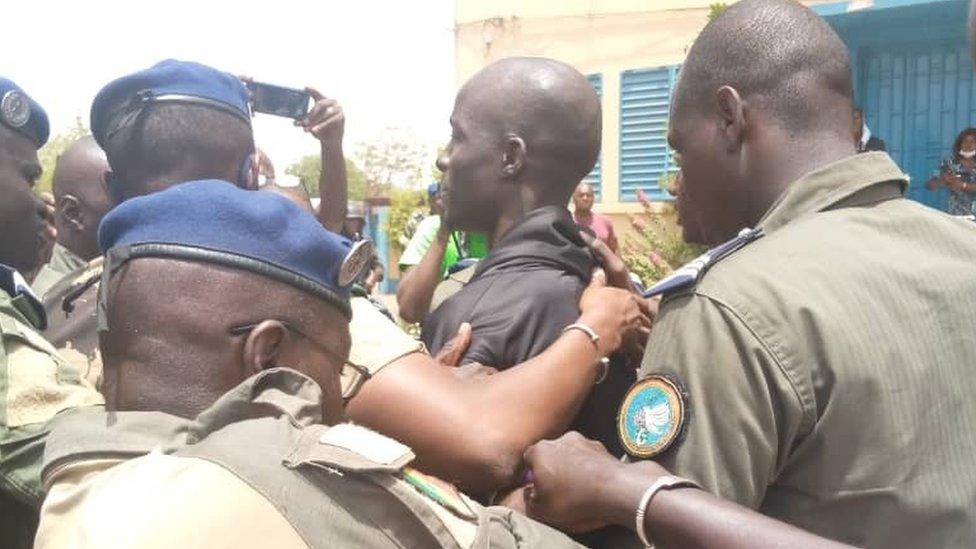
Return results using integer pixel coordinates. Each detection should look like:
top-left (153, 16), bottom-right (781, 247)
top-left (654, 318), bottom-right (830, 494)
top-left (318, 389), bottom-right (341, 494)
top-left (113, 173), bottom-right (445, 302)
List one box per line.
top-left (455, 0), bottom-right (972, 224)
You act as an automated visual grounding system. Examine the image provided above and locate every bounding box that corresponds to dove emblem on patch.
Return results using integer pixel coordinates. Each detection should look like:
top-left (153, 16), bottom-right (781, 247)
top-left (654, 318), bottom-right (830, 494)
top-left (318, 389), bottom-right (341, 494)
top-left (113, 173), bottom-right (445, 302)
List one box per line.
top-left (618, 375), bottom-right (687, 458)
top-left (634, 402), bottom-right (671, 444)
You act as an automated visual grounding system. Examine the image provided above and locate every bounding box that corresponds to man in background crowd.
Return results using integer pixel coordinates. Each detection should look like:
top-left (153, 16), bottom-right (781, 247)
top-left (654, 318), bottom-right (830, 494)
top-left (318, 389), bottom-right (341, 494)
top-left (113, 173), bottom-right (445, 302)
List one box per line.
top-left (31, 137), bottom-right (111, 298)
top-left (854, 107), bottom-right (885, 153)
top-left (396, 181), bottom-right (486, 323)
top-left (572, 181), bottom-right (618, 252)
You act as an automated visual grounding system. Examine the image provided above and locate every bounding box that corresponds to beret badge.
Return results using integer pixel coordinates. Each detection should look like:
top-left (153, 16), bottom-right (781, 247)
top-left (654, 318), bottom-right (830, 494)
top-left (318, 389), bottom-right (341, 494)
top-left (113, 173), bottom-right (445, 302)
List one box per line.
top-left (1, 90), bottom-right (30, 128)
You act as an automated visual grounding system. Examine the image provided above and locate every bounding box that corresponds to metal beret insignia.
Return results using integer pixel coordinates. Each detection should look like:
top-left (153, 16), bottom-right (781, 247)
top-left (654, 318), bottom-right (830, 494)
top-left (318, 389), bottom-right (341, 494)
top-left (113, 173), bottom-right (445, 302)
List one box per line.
top-left (1, 90), bottom-right (30, 128)
top-left (338, 239), bottom-right (374, 287)
top-left (618, 374), bottom-right (688, 459)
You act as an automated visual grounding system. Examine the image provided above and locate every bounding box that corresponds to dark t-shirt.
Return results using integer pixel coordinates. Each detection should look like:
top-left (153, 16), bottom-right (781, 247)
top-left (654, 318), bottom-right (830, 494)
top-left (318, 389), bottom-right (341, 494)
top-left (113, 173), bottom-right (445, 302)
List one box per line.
top-left (421, 206), bottom-right (635, 457)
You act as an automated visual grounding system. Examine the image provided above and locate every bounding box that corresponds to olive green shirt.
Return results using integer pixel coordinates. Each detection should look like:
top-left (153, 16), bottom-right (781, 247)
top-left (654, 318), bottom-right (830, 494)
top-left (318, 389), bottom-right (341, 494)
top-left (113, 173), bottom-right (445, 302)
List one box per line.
top-left (0, 284), bottom-right (103, 548)
top-left (30, 244), bottom-right (87, 300)
top-left (37, 368), bottom-right (583, 549)
top-left (641, 153), bottom-right (976, 547)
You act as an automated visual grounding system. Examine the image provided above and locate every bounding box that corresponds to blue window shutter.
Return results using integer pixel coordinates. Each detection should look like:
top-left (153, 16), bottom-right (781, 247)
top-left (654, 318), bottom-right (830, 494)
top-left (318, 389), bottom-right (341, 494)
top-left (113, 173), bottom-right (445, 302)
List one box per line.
top-left (584, 73), bottom-right (603, 200)
top-left (619, 65), bottom-right (680, 202)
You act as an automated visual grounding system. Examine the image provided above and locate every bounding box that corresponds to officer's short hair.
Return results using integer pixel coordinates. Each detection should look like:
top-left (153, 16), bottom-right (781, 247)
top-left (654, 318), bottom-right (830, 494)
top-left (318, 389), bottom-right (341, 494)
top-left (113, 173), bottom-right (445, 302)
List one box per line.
top-left (674, 0), bottom-right (853, 132)
top-left (104, 103), bottom-right (252, 194)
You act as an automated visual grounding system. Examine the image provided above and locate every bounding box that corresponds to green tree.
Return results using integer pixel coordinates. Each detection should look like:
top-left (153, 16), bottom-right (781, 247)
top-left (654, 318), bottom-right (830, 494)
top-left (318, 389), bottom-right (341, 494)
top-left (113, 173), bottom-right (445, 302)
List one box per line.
top-left (284, 155), bottom-right (368, 199)
top-left (708, 2), bottom-right (729, 21)
top-left (386, 187), bottom-right (427, 254)
top-left (36, 116), bottom-right (89, 194)
top-left (354, 127), bottom-right (430, 196)
top-left (620, 173), bottom-right (705, 287)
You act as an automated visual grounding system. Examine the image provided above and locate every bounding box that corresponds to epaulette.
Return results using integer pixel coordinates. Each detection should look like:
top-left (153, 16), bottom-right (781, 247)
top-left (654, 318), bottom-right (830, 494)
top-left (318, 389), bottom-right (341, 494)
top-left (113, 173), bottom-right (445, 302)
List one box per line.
top-left (643, 227), bottom-right (764, 298)
top-left (0, 263), bottom-right (47, 329)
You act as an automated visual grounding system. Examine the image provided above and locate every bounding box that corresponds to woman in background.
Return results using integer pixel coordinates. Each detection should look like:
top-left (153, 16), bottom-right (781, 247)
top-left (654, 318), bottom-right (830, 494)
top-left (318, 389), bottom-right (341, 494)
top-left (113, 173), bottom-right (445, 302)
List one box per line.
top-left (928, 127), bottom-right (976, 216)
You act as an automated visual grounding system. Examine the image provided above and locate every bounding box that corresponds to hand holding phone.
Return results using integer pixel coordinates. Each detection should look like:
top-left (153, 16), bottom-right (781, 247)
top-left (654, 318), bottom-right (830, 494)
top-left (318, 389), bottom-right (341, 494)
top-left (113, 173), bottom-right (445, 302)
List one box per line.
top-left (298, 87), bottom-right (345, 147)
top-left (245, 81), bottom-right (311, 120)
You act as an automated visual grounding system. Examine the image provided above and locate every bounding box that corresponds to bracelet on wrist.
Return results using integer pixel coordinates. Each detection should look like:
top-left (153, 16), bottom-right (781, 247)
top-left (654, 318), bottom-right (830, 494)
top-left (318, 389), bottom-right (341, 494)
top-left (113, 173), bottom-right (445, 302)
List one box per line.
top-left (562, 322), bottom-right (610, 384)
top-left (635, 475), bottom-right (701, 548)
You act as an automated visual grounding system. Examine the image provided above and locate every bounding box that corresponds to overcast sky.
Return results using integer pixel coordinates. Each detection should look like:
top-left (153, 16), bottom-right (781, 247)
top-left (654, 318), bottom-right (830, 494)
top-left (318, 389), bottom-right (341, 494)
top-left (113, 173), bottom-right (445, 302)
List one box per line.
top-left (2, 0), bottom-right (456, 179)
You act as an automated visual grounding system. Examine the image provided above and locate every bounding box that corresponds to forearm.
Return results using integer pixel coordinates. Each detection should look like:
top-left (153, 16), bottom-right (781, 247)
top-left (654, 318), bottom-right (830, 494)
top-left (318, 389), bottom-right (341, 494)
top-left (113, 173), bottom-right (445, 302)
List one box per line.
top-left (598, 462), bottom-right (853, 549)
top-left (317, 141), bottom-right (347, 233)
top-left (421, 327), bottom-right (608, 489)
top-left (347, 327), bottom-right (608, 492)
top-left (396, 235), bottom-right (448, 323)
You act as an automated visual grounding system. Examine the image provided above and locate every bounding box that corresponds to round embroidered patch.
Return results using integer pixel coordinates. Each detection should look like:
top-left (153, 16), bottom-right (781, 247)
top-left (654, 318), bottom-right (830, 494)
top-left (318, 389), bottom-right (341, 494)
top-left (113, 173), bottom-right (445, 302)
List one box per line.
top-left (617, 375), bottom-right (687, 459)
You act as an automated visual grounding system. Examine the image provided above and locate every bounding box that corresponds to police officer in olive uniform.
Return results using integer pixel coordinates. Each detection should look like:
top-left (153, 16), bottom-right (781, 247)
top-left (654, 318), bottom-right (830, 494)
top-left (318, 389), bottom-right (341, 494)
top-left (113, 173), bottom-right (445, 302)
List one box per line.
top-left (512, 2), bottom-right (976, 548)
top-left (0, 78), bottom-right (103, 549)
top-left (31, 136), bottom-right (111, 299)
top-left (35, 181), bottom-right (584, 549)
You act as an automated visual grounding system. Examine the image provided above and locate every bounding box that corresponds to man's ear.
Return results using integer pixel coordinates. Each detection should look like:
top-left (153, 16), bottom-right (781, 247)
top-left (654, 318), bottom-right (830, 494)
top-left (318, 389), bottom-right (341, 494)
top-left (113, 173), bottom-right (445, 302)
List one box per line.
top-left (715, 85), bottom-right (747, 152)
top-left (59, 194), bottom-right (83, 231)
top-left (241, 320), bottom-right (289, 376)
top-left (501, 134), bottom-right (526, 179)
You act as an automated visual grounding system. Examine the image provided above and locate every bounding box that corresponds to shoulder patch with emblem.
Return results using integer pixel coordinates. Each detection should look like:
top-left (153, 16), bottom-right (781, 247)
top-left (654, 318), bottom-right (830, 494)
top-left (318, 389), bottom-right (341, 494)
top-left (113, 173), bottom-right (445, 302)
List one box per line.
top-left (643, 227), bottom-right (763, 298)
top-left (617, 374), bottom-right (689, 459)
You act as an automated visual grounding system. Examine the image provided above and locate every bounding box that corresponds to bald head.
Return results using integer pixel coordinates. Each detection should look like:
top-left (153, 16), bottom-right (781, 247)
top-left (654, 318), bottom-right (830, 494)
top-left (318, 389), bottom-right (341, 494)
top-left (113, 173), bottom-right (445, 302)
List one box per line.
top-left (439, 57), bottom-right (601, 235)
top-left (52, 136), bottom-right (111, 260)
top-left (674, 0), bottom-right (852, 134)
top-left (464, 57), bottom-right (600, 188)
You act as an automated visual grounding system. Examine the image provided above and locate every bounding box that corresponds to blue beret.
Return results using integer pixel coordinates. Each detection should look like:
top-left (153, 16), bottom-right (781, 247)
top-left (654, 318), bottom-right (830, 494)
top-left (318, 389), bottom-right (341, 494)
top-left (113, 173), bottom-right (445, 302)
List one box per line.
top-left (0, 77), bottom-right (49, 147)
top-left (98, 180), bottom-right (354, 318)
top-left (90, 59), bottom-right (250, 149)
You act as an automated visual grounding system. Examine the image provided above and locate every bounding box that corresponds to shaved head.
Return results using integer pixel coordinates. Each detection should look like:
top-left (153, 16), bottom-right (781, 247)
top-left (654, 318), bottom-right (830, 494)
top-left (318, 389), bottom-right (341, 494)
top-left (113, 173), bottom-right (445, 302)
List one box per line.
top-left (668, 0), bottom-right (856, 245)
top-left (460, 57), bottom-right (601, 190)
top-left (674, 0), bottom-right (852, 135)
top-left (100, 258), bottom-right (350, 422)
top-left (52, 136), bottom-right (111, 260)
top-left (438, 57), bottom-right (601, 237)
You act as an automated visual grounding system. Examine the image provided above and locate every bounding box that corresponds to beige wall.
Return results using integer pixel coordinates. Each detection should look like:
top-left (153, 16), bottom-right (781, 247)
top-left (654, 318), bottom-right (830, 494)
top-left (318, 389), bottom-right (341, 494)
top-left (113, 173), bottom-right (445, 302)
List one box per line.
top-left (455, 0), bottom-right (831, 218)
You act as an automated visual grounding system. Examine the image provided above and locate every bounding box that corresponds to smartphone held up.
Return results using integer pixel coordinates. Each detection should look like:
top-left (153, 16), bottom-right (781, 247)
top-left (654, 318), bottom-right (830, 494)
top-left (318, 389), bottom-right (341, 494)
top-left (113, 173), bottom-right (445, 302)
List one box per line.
top-left (246, 81), bottom-right (311, 120)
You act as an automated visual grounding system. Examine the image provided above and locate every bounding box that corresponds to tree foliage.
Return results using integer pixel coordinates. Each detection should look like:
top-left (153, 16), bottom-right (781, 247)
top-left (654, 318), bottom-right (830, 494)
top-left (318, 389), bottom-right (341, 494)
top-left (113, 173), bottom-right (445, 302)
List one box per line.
top-left (284, 127), bottom-right (431, 202)
top-left (285, 155), bottom-right (368, 199)
top-left (620, 182), bottom-right (705, 287)
top-left (37, 117), bottom-right (89, 194)
top-left (707, 2), bottom-right (729, 21)
top-left (387, 187), bottom-right (428, 254)
top-left (354, 127), bottom-right (430, 196)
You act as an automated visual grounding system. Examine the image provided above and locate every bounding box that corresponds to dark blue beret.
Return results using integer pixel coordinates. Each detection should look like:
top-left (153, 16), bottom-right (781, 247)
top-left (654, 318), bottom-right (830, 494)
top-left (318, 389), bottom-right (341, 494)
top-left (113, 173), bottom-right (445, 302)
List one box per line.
top-left (0, 77), bottom-right (49, 147)
top-left (98, 180), bottom-right (354, 318)
top-left (90, 59), bottom-right (250, 149)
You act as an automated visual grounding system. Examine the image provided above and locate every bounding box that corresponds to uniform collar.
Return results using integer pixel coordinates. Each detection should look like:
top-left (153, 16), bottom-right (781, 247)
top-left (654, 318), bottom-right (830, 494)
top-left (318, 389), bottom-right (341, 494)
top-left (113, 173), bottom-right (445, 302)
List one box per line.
top-left (185, 368), bottom-right (324, 442)
top-left (0, 264), bottom-right (47, 329)
top-left (49, 243), bottom-right (87, 273)
top-left (758, 152), bottom-right (907, 234)
top-left (43, 368), bottom-right (325, 485)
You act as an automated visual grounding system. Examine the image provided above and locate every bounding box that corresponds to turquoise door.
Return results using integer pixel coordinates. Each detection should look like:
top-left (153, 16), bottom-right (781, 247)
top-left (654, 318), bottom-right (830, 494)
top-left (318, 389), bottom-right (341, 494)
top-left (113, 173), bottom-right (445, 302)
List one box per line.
top-left (859, 40), bottom-right (974, 209)
top-left (821, 0), bottom-right (972, 212)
